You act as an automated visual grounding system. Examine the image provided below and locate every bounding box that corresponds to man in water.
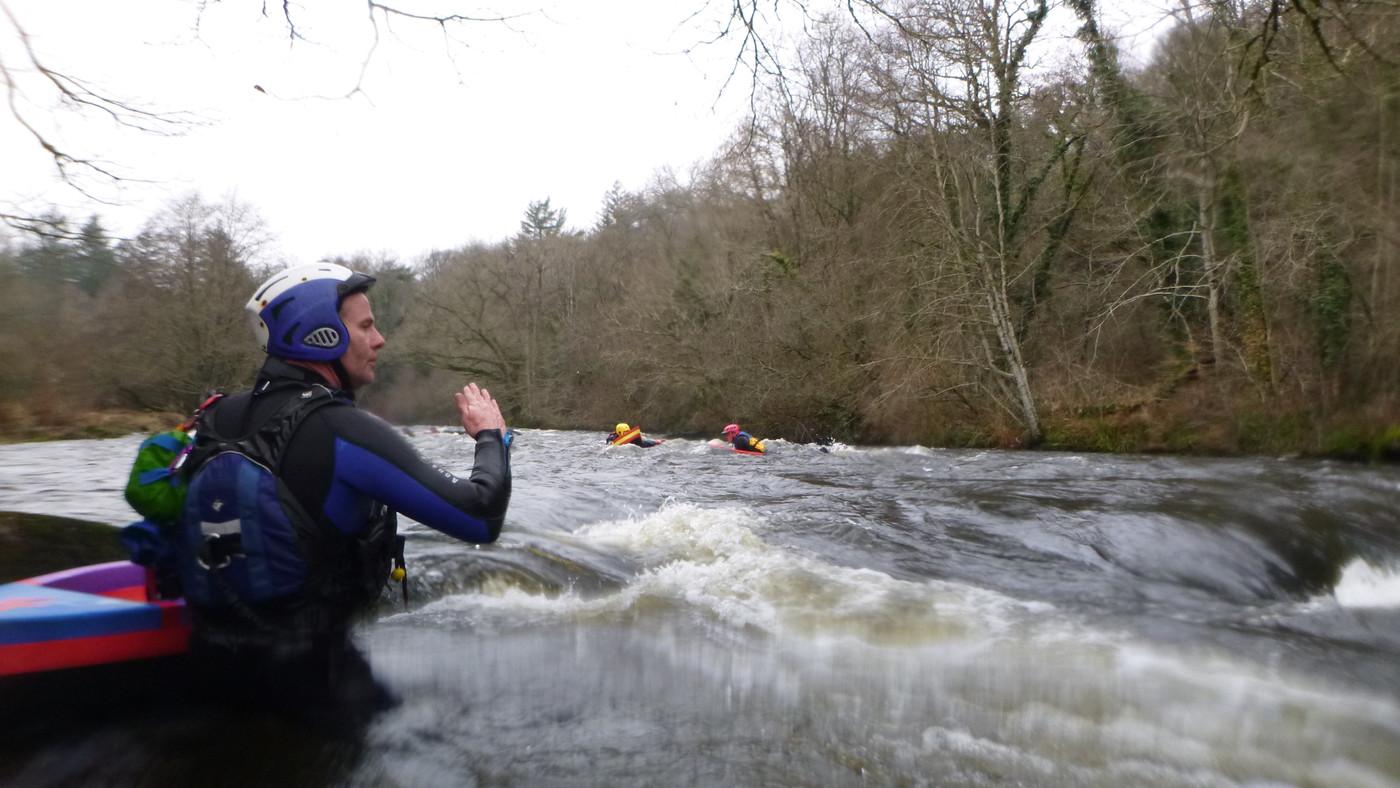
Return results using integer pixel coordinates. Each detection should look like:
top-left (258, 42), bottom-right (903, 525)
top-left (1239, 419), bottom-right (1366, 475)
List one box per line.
top-left (606, 422), bottom-right (661, 447)
top-left (722, 423), bottom-right (767, 453)
top-left (178, 262), bottom-right (511, 730)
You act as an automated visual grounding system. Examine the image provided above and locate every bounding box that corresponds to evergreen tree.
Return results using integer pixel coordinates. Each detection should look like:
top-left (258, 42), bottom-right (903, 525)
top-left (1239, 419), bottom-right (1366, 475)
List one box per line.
top-left (518, 198), bottom-right (566, 241)
top-left (596, 182), bottom-right (641, 230)
top-left (14, 212), bottom-right (71, 292)
top-left (73, 216), bottom-right (118, 296)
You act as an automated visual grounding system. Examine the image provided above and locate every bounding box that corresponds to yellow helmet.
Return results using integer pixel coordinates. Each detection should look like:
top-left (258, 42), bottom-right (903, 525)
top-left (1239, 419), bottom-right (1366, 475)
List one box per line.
top-left (615, 423), bottom-right (630, 434)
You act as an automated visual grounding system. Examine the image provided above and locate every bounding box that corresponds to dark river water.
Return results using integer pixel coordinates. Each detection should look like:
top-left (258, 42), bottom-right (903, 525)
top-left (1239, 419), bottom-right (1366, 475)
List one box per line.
top-left (1, 430), bottom-right (1398, 787)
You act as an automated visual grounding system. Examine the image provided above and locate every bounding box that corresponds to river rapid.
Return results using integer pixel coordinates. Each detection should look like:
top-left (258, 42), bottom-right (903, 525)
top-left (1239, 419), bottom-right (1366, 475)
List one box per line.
top-left (1, 430), bottom-right (1398, 787)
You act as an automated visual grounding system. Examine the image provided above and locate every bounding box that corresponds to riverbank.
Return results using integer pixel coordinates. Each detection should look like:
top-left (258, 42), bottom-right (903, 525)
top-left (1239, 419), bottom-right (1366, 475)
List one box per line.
top-left (0, 405), bottom-right (182, 444)
top-left (2, 401), bottom-right (1398, 463)
top-left (1035, 405), bottom-right (1400, 462)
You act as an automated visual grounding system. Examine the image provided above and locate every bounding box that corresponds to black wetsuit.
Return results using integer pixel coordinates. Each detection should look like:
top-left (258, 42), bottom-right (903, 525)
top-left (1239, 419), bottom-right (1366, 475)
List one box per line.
top-left (186, 357), bottom-right (511, 729)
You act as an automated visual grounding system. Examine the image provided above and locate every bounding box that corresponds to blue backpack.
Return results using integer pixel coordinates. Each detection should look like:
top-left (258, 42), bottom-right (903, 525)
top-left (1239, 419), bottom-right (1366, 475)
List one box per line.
top-left (171, 386), bottom-right (344, 610)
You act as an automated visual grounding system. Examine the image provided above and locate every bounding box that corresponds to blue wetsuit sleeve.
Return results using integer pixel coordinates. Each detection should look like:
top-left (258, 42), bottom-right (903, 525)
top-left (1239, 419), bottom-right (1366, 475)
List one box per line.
top-left (319, 409), bottom-right (510, 543)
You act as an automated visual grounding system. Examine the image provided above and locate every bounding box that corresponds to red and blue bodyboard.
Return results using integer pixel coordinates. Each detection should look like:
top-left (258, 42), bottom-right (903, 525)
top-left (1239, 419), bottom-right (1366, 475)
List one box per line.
top-left (0, 561), bottom-right (189, 676)
top-left (707, 439), bottom-right (765, 456)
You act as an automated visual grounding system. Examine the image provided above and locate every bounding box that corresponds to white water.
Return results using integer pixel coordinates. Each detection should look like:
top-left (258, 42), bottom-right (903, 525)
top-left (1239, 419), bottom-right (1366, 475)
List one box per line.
top-left (3, 431), bottom-right (1400, 787)
top-left (1335, 559), bottom-right (1400, 608)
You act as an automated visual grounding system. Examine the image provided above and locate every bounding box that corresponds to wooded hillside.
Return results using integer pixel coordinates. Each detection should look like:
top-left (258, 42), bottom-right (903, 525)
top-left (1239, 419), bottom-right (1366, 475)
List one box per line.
top-left (3, 0), bottom-right (1397, 457)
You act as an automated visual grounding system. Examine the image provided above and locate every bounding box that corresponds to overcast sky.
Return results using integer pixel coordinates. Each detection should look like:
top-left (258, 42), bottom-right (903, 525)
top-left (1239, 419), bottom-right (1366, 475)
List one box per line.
top-left (2, 0), bottom-right (762, 263)
top-left (1, 0), bottom-right (1172, 266)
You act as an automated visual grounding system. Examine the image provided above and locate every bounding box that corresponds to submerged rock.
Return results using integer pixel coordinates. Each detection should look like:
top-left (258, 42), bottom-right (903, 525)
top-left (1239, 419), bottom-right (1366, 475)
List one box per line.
top-left (0, 511), bottom-right (127, 583)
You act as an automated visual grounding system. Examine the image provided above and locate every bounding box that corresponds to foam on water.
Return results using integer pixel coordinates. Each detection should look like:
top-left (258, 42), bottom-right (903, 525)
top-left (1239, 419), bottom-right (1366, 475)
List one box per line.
top-left (1333, 558), bottom-right (1400, 608)
top-left (401, 502), bottom-right (1054, 644)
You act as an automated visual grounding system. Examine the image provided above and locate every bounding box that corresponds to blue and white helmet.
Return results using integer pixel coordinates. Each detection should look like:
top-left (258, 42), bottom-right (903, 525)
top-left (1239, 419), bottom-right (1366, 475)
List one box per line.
top-left (245, 263), bottom-right (377, 362)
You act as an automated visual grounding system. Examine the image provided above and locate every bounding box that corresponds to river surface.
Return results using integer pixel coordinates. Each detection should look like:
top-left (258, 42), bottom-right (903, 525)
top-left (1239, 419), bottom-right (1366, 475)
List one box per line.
top-left (1, 430), bottom-right (1399, 787)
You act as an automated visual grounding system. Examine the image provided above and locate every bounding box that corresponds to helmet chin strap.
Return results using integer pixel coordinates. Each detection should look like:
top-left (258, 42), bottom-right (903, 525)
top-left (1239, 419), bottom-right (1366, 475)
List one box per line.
top-left (283, 358), bottom-right (345, 391)
top-left (331, 358), bottom-right (352, 392)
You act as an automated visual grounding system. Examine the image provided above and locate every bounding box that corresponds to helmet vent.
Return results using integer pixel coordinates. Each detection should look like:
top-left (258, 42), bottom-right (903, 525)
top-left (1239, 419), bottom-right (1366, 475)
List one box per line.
top-left (303, 327), bottom-right (342, 349)
top-left (269, 295), bottom-right (294, 320)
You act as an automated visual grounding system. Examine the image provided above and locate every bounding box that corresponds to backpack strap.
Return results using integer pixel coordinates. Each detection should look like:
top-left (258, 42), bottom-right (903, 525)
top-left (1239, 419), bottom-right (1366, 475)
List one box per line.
top-left (185, 385), bottom-right (343, 478)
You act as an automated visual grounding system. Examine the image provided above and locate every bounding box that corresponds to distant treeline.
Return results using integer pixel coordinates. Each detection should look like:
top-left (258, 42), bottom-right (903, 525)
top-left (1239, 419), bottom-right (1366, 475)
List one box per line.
top-left (3, 2), bottom-right (1399, 458)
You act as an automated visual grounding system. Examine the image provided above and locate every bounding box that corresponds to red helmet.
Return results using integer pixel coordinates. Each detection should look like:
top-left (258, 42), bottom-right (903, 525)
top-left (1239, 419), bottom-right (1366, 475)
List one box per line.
top-left (722, 423), bottom-right (741, 437)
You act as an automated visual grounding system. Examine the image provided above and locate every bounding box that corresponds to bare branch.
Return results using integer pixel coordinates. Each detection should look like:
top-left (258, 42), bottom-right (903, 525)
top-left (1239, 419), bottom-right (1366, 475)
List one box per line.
top-left (1, 0), bottom-right (189, 197)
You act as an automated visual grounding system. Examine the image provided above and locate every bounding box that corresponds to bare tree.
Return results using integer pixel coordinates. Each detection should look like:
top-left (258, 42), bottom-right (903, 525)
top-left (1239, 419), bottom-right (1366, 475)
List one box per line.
top-left (1145, 2), bottom-right (1257, 371)
top-left (858, 0), bottom-right (1080, 443)
top-left (0, 1), bottom-right (186, 231)
top-left (1, 0), bottom-right (517, 234)
top-left (98, 193), bottom-right (272, 409)
top-left (402, 245), bottom-right (526, 406)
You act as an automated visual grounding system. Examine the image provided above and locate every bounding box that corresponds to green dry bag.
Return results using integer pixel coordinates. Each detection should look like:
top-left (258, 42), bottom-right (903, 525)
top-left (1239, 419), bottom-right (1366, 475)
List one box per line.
top-left (122, 394), bottom-right (222, 527)
top-left (123, 429), bottom-right (194, 527)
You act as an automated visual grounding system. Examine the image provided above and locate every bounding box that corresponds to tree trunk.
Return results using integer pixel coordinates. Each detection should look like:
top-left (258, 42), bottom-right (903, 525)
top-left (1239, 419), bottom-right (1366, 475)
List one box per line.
top-left (980, 253), bottom-right (1042, 442)
top-left (1198, 183), bottom-right (1225, 365)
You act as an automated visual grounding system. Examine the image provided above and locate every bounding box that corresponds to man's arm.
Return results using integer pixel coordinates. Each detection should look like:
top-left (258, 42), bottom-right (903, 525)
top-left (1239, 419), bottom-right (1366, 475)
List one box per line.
top-left (319, 408), bottom-right (511, 543)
